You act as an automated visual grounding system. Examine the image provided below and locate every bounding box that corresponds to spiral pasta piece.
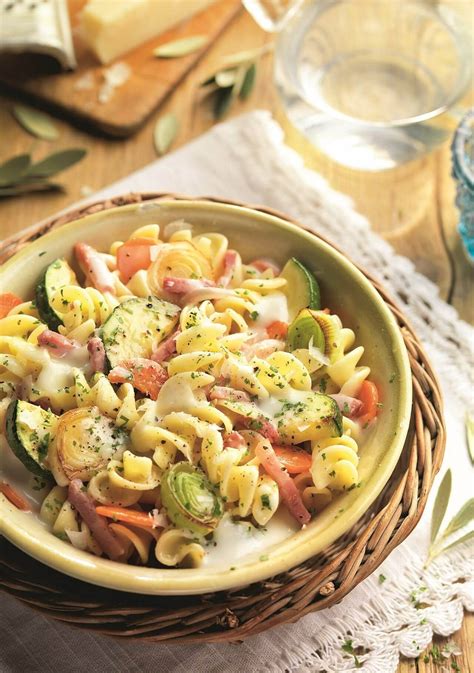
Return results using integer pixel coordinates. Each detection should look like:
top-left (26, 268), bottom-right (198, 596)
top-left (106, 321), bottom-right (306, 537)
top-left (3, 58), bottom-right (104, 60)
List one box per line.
top-left (311, 434), bottom-right (359, 491)
top-left (155, 528), bottom-right (204, 567)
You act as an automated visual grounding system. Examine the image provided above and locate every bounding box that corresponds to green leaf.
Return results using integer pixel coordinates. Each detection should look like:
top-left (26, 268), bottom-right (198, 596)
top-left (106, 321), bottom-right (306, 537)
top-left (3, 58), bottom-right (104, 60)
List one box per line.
top-left (27, 149), bottom-right (87, 178)
top-left (430, 469), bottom-right (451, 544)
top-left (214, 68), bottom-right (240, 88)
top-left (0, 154), bottom-right (31, 186)
top-left (12, 105), bottom-right (59, 141)
top-left (466, 412), bottom-right (474, 465)
top-left (437, 529), bottom-right (474, 556)
top-left (153, 113), bottom-right (179, 156)
top-left (213, 86), bottom-right (234, 119)
top-left (221, 44), bottom-right (272, 67)
top-left (239, 63), bottom-right (257, 100)
top-left (442, 498), bottom-right (474, 540)
top-left (153, 35), bottom-right (207, 58)
top-left (0, 182), bottom-right (62, 197)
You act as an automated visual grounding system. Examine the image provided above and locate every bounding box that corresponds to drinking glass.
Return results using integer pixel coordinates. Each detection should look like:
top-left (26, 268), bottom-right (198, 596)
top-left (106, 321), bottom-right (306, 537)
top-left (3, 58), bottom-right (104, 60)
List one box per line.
top-left (246, 0), bottom-right (473, 170)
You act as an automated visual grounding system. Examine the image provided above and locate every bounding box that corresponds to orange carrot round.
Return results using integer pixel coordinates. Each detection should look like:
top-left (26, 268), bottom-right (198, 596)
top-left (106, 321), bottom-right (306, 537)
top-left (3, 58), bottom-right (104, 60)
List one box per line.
top-left (273, 445), bottom-right (312, 474)
top-left (0, 293), bottom-right (23, 318)
top-left (267, 321), bottom-right (288, 340)
top-left (357, 381), bottom-right (380, 427)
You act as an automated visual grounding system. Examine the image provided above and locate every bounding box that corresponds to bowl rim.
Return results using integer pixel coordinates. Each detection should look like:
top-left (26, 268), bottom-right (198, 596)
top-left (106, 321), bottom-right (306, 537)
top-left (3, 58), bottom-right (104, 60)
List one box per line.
top-left (0, 198), bottom-right (413, 595)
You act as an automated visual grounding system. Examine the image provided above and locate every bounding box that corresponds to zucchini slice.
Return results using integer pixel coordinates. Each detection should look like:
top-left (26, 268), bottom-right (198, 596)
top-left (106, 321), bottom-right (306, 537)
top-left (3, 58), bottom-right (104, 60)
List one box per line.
top-left (275, 393), bottom-right (343, 443)
top-left (35, 258), bottom-right (78, 330)
top-left (101, 296), bottom-right (180, 369)
top-left (280, 258), bottom-right (320, 320)
top-left (5, 400), bottom-right (57, 478)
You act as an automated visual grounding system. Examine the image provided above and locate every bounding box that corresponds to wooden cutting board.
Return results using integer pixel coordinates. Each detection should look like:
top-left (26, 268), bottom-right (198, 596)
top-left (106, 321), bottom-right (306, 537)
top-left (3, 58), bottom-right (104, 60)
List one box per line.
top-left (0, 0), bottom-right (241, 137)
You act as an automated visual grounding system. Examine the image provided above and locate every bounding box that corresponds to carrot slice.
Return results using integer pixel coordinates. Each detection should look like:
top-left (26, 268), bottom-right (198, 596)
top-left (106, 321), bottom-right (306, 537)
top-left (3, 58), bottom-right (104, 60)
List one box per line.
top-left (116, 238), bottom-right (156, 283)
top-left (0, 293), bottom-right (23, 318)
top-left (267, 321), bottom-right (288, 340)
top-left (0, 482), bottom-right (30, 511)
top-left (273, 445), bottom-right (312, 474)
top-left (95, 505), bottom-right (155, 529)
top-left (357, 380), bottom-right (380, 427)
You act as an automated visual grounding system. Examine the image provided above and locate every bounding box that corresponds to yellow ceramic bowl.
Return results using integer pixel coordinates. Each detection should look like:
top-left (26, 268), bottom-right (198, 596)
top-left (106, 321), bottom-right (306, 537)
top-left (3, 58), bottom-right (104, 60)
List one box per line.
top-left (0, 199), bottom-right (412, 595)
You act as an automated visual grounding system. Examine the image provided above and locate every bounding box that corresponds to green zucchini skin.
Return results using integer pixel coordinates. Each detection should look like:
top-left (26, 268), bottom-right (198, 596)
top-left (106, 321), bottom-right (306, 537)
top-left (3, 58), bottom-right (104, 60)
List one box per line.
top-left (280, 258), bottom-right (321, 320)
top-left (35, 258), bottom-right (78, 330)
top-left (101, 296), bottom-right (180, 370)
top-left (5, 400), bottom-right (55, 479)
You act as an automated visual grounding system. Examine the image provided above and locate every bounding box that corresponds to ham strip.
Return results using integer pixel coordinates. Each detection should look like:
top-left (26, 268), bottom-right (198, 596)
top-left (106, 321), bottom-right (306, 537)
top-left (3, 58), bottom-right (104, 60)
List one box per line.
top-left (210, 386), bottom-right (251, 403)
top-left (242, 338), bottom-right (285, 360)
top-left (38, 330), bottom-right (78, 357)
top-left (217, 250), bottom-right (238, 288)
top-left (249, 258), bottom-right (281, 275)
top-left (75, 242), bottom-right (116, 295)
top-left (87, 336), bottom-right (106, 372)
top-left (108, 358), bottom-right (168, 400)
top-left (68, 479), bottom-right (124, 560)
top-left (329, 394), bottom-right (363, 417)
top-left (255, 442), bottom-right (311, 526)
top-left (223, 431), bottom-right (247, 449)
top-left (163, 277), bottom-right (215, 295)
top-left (236, 414), bottom-right (280, 444)
top-left (151, 329), bottom-right (180, 363)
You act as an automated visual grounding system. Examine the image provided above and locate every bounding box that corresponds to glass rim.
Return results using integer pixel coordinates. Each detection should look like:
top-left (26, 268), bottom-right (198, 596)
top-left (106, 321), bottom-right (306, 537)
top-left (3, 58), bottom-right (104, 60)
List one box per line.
top-left (275, 0), bottom-right (473, 128)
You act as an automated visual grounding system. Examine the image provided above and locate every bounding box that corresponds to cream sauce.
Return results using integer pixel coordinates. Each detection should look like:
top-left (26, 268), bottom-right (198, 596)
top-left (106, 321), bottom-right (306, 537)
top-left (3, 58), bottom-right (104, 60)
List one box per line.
top-left (253, 292), bottom-right (288, 329)
top-left (201, 510), bottom-right (298, 568)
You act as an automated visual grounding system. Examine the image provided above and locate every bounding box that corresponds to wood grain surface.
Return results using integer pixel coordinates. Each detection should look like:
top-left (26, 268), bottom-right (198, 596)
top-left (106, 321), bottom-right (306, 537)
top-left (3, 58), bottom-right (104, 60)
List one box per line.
top-left (0, 3), bottom-right (472, 670)
top-left (0, 0), bottom-right (241, 136)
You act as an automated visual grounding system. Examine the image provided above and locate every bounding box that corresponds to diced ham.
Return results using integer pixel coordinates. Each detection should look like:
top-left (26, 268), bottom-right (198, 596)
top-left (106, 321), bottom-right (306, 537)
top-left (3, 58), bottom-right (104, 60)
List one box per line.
top-left (163, 277), bottom-right (215, 294)
top-left (38, 330), bottom-right (78, 358)
top-left (68, 479), bottom-right (124, 561)
top-left (329, 394), bottom-right (363, 417)
top-left (249, 258), bottom-right (281, 275)
top-left (217, 250), bottom-right (238, 288)
top-left (237, 414), bottom-right (280, 444)
top-left (210, 386), bottom-right (251, 403)
top-left (255, 442), bottom-right (311, 526)
top-left (108, 358), bottom-right (168, 400)
top-left (151, 329), bottom-right (180, 363)
top-left (75, 242), bottom-right (116, 295)
top-left (87, 336), bottom-right (106, 373)
top-left (242, 338), bottom-right (285, 360)
top-left (223, 431), bottom-right (247, 449)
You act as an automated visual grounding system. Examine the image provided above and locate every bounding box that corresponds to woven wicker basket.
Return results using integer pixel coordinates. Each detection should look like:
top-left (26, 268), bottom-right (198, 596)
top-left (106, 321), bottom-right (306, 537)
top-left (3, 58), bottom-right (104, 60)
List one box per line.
top-left (0, 193), bottom-right (445, 643)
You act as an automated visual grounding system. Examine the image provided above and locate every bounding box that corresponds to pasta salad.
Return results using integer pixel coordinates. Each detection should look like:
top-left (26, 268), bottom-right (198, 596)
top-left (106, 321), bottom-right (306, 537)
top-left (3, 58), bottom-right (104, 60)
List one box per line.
top-left (0, 222), bottom-right (380, 568)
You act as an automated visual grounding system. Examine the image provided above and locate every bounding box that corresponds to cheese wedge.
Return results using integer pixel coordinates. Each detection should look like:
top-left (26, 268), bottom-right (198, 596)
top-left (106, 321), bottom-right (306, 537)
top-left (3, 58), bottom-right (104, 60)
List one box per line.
top-left (80, 0), bottom-right (217, 65)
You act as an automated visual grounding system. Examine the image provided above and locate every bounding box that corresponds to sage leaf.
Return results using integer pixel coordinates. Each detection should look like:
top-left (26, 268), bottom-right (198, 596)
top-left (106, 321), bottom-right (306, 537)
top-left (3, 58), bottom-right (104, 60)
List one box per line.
top-left (441, 498), bottom-right (474, 540)
top-left (215, 68), bottom-right (240, 88)
top-left (28, 149), bottom-right (87, 178)
top-left (222, 44), bottom-right (272, 67)
top-left (153, 35), bottom-right (207, 58)
top-left (239, 63), bottom-right (257, 100)
top-left (466, 412), bottom-right (474, 465)
top-left (213, 86), bottom-right (234, 119)
top-left (12, 105), bottom-right (59, 141)
top-left (430, 469), bottom-right (451, 544)
top-left (154, 113), bottom-right (179, 156)
top-left (0, 182), bottom-right (62, 197)
top-left (437, 529), bottom-right (474, 556)
top-left (0, 154), bottom-right (31, 186)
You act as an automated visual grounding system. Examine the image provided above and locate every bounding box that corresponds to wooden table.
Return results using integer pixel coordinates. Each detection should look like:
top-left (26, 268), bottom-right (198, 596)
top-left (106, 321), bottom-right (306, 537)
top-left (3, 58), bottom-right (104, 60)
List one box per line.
top-left (0, 5), bottom-right (472, 671)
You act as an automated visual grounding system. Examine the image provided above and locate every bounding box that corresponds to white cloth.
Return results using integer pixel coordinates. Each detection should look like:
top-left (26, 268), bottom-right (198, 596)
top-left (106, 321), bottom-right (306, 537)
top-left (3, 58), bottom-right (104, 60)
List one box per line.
top-left (1, 111), bottom-right (473, 673)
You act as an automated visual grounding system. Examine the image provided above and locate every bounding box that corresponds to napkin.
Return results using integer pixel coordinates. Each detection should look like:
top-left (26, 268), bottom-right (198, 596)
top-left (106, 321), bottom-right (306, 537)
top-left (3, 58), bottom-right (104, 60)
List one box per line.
top-left (1, 111), bottom-right (472, 673)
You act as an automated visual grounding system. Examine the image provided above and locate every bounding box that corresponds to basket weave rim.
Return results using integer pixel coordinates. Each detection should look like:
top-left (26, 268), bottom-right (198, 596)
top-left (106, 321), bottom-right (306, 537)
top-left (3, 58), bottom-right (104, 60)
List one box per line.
top-left (0, 192), bottom-right (446, 644)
